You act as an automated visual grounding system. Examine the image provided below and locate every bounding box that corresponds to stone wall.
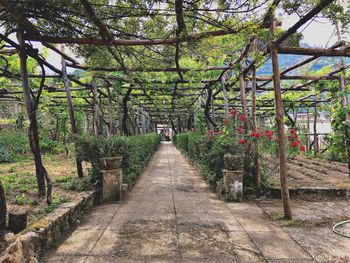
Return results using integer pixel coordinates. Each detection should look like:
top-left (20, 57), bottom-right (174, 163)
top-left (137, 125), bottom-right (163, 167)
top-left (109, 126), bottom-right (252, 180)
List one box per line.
top-left (0, 190), bottom-right (97, 262)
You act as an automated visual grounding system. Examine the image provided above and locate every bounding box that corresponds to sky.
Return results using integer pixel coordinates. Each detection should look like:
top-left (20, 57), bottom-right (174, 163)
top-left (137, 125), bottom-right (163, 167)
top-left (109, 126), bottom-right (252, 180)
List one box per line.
top-left (29, 10), bottom-right (342, 73)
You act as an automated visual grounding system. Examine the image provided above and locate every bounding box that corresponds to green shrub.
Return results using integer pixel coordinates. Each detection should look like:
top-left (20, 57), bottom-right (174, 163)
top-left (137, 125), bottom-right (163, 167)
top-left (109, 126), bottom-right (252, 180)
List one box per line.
top-left (0, 144), bottom-right (12, 163)
top-left (173, 132), bottom-right (265, 189)
top-left (0, 132), bottom-right (29, 156)
top-left (76, 133), bottom-right (161, 187)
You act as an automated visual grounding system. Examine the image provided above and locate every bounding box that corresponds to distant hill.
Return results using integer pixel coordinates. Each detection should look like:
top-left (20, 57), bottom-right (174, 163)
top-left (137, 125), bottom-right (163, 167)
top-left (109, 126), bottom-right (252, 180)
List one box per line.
top-left (257, 43), bottom-right (349, 75)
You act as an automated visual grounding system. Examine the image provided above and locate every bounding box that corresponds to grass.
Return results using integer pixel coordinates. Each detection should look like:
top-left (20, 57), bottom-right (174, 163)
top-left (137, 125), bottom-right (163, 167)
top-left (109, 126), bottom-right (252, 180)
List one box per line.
top-left (0, 153), bottom-right (92, 221)
top-left (275, 212), bottom-right (296, 227)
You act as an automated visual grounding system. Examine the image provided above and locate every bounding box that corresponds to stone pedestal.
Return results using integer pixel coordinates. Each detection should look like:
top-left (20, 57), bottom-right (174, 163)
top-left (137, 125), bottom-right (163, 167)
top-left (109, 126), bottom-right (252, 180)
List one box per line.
top-left (102, 169), bottom-right (123, 201)
top-left (223, 169), bottom-right (243, 202)
top-left (223, 154), bottom-right (242, 171)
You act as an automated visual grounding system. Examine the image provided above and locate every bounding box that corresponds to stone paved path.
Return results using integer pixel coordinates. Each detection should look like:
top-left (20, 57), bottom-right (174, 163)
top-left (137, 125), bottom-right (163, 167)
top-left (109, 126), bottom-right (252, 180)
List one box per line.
top-left (43, 142), bottom-right (315, 263)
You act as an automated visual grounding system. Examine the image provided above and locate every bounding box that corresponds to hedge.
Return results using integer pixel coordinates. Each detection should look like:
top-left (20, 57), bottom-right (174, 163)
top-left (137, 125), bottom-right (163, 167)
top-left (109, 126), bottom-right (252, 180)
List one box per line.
top-left (173, 132), bottom-right (256, 189)
top-left (76, 133), bottom-right (161, 186)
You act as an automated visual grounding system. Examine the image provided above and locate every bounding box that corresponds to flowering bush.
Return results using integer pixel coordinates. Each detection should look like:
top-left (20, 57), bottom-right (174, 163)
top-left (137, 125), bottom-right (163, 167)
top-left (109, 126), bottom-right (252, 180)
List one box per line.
top-left (210, 108), bottom-right (306, 160)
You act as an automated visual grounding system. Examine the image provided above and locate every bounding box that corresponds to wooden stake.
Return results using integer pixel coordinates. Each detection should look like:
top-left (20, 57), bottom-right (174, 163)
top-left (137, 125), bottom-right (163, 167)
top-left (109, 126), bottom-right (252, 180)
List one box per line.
top-left (239, 74), bottom-right (247, 114)
top-left (313, 104), bottom-right (318, 156)
top-left (61, 45), bottom-right (83, 178)
top-left (221, 77), bottom-right (229, 117)
top-left (270, 13), bottom-right (292, 220)
top-left (92, 80), bottom-right (100, 136)
top-left (251, 65), bottom-right (261, 190)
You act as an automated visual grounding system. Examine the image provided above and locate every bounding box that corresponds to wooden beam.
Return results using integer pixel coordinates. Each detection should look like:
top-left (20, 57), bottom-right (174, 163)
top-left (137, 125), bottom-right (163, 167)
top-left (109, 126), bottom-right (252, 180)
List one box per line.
top-left (278, 46), bottom-right (350, 57)
top-left (253, 74), bottom-right (350, 81)
top-left (26, 28), bottom-right (244, 46)
top-left (67, 63), bottom-right (230, 72)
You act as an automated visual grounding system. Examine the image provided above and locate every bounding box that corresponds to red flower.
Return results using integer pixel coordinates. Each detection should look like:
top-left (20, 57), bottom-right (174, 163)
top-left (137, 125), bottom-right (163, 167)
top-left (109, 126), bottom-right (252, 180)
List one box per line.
top-left (291, 157), bottom-right (295, 160)
top-left (267, 134), bottom-right (273, 140)
top-left (240, 115), bottom-right (247, 122)
top-left (265, 129), bottom-right (273, 136)
top-left (250, 131), bottom-right (261, 138)
top-left (208, 130), bottom-right (215, 135)
top-left (291, 141), bottom-right (300, 148)
top-left (289, 129), bottom-right (295, 134)
top-left (300, 145), bottom-right (306, 152)
top-left (294, 133), bottom-right (298, 139)
top-left (238, 139), bottom-right (247, 145)
top-left (223, 119), bottom-right (229, 125)
top-left (230, 108), bottom-right (237, 118)
top-left (237, 128), bottom-right (243, 134)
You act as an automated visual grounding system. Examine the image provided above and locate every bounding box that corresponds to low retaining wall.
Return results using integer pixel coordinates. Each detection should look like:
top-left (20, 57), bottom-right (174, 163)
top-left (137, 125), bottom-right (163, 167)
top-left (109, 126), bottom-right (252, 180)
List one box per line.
top-left (0, 190), bottom-right (98, 262)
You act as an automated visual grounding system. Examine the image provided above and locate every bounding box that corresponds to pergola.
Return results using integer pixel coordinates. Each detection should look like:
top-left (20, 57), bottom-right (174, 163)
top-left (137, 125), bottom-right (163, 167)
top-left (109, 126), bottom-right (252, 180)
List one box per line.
top-left (0, 0), bottom-right (349, 219)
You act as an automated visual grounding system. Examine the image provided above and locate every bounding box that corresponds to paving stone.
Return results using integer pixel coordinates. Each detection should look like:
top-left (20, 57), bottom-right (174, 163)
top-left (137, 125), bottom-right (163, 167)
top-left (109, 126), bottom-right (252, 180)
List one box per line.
top-left (235, 213), bottom-right (281, 232)
top-left (44, 143), bottom-right (315, 262)
top-left (54, 229), bottom-right (104, 255)
top-left (42, 255), bottom-right (88, 263)
top-left (249, 230), bottom-right (311, 260)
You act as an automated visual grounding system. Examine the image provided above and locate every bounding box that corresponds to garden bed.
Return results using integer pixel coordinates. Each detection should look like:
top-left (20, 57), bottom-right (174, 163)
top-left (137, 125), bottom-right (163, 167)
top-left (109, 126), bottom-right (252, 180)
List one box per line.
top-left (265, 156), bottom-right (350, 193)
top-left (0, 154), bottom-right (92, 235)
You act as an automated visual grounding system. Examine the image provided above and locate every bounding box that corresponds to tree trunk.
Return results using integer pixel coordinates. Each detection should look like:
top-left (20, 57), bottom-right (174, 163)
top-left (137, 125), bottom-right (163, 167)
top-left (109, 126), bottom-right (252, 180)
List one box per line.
top-left (17, 30), bottom-right (51, 202)
top-left (106, 85), bottom-right (114, 137)
top-left (122, 88), bottom-right (132, 136)
top-left (61, 48), bottom-right (83, 178)
top-left (270, 14), bottom-right (292, 220)
top-left (9, 208), bottom-right (27, 234)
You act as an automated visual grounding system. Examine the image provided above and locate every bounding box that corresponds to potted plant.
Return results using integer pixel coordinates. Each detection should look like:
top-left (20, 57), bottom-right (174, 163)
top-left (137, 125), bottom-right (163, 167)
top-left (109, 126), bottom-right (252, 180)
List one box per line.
top-left (99, 138), bottom-right (123, 170)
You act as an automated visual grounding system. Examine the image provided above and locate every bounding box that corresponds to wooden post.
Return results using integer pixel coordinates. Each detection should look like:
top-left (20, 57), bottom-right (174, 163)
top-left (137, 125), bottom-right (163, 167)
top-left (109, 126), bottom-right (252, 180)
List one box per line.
top-left (306, 107), bottom-right (310, 150)
top-left (17, 30), bottom-right (52, 202)
top-left (61, 46), bottom-right (83, 178)
top-left (270, 13), bottom-right (292, 220)
top-left (313, 104), bottom-right (318, 155)
top-left (0, 180), bottom-right (6, 238)
top-left (335, 21), bottom-right (350, 176)
top-left (106, 85), bottom-right (114, 137)
top-left (222, 77), bottom-right (229, 117)
top-left (92, 80), bottom-right (100, 136)
top-left (251, 65), bottom-right (261, 190)
top-left (239, 74), bottom-right (247, 114)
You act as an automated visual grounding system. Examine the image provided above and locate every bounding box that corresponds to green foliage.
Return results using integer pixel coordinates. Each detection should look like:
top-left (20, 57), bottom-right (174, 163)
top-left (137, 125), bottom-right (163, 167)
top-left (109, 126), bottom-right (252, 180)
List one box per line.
top-left (55, 175), bottom-right (92, 192)
top-left (39, 195), bottom-right (70, 215)
top-left (14, 193), bottom-right (37, 206)
top-left (76, 133), bottom-right (161, 186)
top-left (0, 132), bottom-right (29, 156)
top-left (0, 144), bottom-right (12, 163)
top-left (174, 132), bottom-right (248, 188)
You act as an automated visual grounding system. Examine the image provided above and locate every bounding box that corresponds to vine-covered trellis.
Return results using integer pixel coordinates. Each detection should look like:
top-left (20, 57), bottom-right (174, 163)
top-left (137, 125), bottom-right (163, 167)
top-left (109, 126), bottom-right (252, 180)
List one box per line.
top-left (0, 0), bottom-right (349, 220)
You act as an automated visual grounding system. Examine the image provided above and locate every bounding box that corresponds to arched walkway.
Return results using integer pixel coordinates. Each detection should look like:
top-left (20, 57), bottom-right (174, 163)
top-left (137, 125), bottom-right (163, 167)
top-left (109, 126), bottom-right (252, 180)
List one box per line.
top-left (43, 142), bottom-right (313, 262)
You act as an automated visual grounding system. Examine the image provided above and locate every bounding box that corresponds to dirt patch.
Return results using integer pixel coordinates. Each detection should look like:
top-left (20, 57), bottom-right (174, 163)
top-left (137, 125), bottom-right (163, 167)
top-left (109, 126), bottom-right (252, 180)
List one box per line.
top-left (264, 156), bottom-right (350, 189)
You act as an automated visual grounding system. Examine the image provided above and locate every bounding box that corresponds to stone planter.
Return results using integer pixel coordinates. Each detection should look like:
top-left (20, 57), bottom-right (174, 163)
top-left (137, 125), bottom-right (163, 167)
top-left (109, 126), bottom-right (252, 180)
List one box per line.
top-left (223, 154), bottom-right (242, 171)
top-left (102, 169), bottom-right (123, 201)
top-left (100, 156), bottom-right (123, 170)
top-left (223, 169), bottom-right (243, 202)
